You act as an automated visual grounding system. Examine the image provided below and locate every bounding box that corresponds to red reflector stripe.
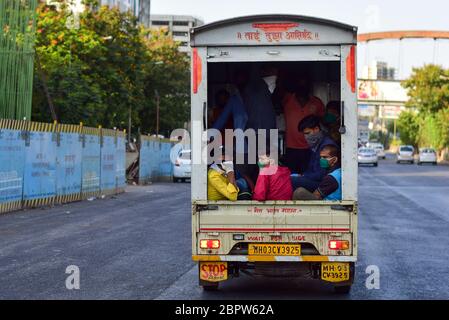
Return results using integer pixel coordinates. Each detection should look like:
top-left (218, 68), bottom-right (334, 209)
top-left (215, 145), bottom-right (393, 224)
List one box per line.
top-left (192, 48), bottom-right (202, 94)
top-left (200, 228), bottom-right (350, 232)
top-left (346, 45), bottom-right (356, 93)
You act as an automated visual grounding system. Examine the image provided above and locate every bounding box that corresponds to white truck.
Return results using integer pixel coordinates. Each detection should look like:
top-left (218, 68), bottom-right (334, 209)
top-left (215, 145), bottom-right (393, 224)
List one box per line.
top-left (190, 15), bottom-right (358, 294)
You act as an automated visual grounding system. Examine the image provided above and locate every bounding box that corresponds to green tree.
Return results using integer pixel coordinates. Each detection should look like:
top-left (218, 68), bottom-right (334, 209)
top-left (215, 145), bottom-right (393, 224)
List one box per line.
top-left (400, 64), bottom-right (449, 151)
top-left (397, 111), bottom-right (420, 147)
top-left (32, 0), bottom-right (190, 136)
top-left (402, 64), bottom-right (449, 115)
top-left (138, 29), bottom-right (190, 136)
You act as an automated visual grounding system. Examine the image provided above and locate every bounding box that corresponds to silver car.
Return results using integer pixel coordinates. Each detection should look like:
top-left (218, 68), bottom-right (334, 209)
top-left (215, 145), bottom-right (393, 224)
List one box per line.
top-left (397, 146), bottom-right (415, 164)
top-left (358, 148), bottom-right (378, 167)
top-left (418, 148), bottom-right (437, 166)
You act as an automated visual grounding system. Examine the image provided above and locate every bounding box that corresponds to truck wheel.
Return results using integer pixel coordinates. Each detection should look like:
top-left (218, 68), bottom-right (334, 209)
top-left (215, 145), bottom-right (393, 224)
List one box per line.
top-left (334, 285), bottom-right (351, 294)
top-left (201, 282), bottom-right (219, 291)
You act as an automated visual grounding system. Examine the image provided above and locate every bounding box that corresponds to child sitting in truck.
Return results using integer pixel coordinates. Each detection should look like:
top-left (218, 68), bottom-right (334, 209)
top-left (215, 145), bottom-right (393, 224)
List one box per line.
top-left (292, 145), bottom-right (342, 201)
top-left (252, 155), bottom-right (293, 201)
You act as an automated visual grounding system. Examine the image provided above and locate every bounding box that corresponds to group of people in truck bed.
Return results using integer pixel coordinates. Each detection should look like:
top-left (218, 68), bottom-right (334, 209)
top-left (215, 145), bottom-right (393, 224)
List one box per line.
top-left (207, 65), bottom-right (342, 202)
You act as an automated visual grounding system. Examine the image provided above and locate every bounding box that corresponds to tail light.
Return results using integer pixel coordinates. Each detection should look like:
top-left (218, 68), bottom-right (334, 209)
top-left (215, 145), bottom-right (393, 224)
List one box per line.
top-left (200, 239), bottom-right (220, 249)
top-left (329, 240), bottom-right (350, 250)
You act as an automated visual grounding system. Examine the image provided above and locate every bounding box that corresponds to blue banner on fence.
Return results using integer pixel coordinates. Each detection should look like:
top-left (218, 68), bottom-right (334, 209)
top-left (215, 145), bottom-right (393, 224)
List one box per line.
top-left (56, 132), bottom-right (82, 197)
top-left (139, 138), bottom-right (174, 183)
top-left (23, 131), bottom-right (57, 200)
top-left (0, 129), bottom-right (25, 204)
top-left (116, 136), bottom-right (126, 189)
top-left (139, 139), bottom-right (151, 183)
top-left (100, 135), bottom-right (116, 193)
top-left (82, 134), bottom-right (101, 195)
top-left (159, 142), bottom-right (173, 177)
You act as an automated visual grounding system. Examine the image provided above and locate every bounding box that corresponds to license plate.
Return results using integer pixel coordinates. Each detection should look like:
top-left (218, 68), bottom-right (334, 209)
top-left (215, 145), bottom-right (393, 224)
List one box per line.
top-left (199, 262), bottom-right (228, 282)
top-left (321, 263), bottom-right (350, 283)
top-left (248, 244), bottom-right (301, 256)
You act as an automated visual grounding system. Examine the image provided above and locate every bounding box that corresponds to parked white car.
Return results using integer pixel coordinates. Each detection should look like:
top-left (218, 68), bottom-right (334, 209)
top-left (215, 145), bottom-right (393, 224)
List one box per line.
top-left (397, 146), bottom-right (415, 164)
top-left (368, 142), bottom-right (386, 159)
top-left (358, 148), bottom-right (378, 167)
top-left (173, 150), bottom-right (191, 182)
top-left (418, 148), bottom-right (437, 166)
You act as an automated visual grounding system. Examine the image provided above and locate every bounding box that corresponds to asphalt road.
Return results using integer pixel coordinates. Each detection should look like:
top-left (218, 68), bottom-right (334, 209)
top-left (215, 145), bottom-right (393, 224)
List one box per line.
top-left (0, 155), bottom-right (448, 299)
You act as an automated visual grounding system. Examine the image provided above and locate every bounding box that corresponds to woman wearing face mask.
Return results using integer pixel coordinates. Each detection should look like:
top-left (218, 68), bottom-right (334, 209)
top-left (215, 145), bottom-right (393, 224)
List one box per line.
top-left (293, 145), bottom-right (342, 201)
top-left (252, 155), bottom-right (293, 202)
top-left (207, 156), bottom-right (240, 201)
top-left (291, 115), bottom-right (338, 193)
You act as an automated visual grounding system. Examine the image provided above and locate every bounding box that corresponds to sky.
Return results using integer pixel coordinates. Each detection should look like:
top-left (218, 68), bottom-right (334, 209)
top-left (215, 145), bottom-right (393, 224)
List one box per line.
top-left (151, 0), bottom-right (449, 78)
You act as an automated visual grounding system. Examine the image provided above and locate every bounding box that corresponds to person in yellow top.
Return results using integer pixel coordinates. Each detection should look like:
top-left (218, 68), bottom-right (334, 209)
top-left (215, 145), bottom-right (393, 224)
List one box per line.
top-left (207, 158), bottom-right (239, 201)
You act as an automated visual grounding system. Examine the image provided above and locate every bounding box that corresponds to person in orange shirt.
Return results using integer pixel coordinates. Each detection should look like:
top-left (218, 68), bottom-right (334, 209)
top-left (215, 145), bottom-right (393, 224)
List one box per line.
top-left (280, 72), bottom-right (325, 174)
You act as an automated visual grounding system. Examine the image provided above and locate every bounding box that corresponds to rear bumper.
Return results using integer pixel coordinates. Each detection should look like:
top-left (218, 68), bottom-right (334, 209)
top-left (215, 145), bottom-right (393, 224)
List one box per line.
top-left (173, 166), bottom-right (191, 178)
top-left (419, 157), bottom-right (437, 163)
top-left (397, 156), bottom-right (414, 161)
top-left (358, 158), bottom-right (377, 164)
top-left (193, 255), bottom-right (357, 262)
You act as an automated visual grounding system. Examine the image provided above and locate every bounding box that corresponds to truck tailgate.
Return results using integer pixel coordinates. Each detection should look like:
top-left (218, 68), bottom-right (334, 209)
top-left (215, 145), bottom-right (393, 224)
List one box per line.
top-left (193, 200), bottom-right (357, 259)
top-left (195, 201), bottom-right (354, 233)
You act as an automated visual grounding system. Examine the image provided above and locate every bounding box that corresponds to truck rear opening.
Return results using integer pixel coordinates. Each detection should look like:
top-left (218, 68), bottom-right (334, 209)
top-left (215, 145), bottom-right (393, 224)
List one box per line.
top-left (190, 15), bottom-right (358, 294)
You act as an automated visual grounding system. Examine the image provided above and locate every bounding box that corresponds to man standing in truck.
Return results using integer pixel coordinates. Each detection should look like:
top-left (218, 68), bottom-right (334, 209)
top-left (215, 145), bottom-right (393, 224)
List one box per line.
top-left (280, 72), bottom-right (326, 174)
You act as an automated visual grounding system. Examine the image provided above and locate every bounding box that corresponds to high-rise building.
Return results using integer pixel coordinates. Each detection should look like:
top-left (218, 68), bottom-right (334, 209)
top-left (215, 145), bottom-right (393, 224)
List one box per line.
top-left (149, 14), bottom-right (204, 53)
top-left (100, 0), bottom-right (141, 18)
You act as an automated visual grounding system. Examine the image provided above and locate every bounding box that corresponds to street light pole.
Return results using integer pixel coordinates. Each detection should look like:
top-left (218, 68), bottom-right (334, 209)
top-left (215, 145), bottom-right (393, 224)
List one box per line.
top-left (128, 105), bottom-right (132, 143)
top-left (155, 89), bottom-right (160, 137)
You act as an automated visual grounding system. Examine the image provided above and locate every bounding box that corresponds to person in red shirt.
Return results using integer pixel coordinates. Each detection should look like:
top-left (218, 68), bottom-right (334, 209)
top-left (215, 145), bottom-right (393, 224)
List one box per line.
top-left (280, 72), bottom-right (325, 174)
top-left (253, 155), bottom-right (293, 201)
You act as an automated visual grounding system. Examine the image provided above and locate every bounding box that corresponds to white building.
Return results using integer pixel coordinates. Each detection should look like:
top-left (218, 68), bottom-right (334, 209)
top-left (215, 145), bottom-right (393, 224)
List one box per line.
top-left (362, 61), bottom-right (396, 80)
top-left (45, 0), bottom-right (84, 13)
top-left (149, 14), bottom-right (204, 53)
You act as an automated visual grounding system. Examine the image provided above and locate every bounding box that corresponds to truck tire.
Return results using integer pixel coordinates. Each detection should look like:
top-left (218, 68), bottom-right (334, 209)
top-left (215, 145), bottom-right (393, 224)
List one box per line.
top-left (201, 282), bottom-right (219, 291)
top-left (334, 285), bottom-right (351, 294)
